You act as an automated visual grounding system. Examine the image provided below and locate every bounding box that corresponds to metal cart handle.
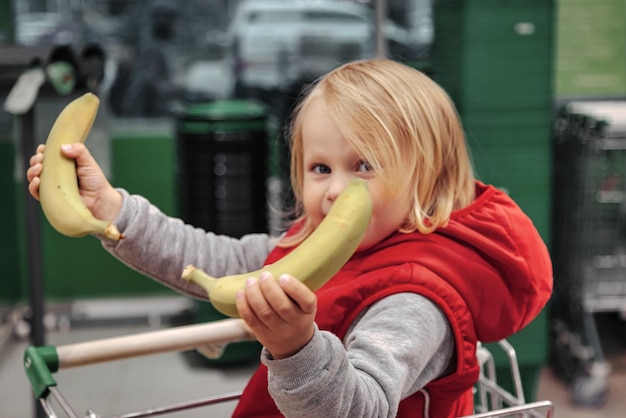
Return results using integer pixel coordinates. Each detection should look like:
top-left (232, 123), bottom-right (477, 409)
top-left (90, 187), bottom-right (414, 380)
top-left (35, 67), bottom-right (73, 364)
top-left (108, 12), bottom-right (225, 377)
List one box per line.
top-left (24, 319), bottom-right (254, 401)
top-left (462, 400), bottom-right (554, 418)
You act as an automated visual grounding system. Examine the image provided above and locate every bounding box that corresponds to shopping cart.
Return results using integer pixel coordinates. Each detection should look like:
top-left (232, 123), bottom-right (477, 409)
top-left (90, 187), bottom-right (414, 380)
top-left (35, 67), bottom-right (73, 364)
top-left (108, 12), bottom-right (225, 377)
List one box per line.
top-left (468, 341), bottom-right (554, 418)
top-left (23, 318), bottom-right (553, 418)
top-left (551, 100), bottom-right (626, 407)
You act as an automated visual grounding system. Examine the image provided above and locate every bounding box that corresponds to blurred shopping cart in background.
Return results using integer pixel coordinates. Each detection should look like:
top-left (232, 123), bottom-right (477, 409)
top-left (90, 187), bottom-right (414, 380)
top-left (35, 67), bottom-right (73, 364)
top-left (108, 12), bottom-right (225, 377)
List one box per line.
top-left (551, 100), bottom-right (626, 407)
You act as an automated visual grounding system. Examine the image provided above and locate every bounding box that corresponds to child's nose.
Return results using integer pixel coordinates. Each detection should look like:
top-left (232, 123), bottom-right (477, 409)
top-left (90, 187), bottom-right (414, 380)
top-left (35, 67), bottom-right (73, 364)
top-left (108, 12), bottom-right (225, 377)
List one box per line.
top-left (325, 176), bottom-right (351, 202)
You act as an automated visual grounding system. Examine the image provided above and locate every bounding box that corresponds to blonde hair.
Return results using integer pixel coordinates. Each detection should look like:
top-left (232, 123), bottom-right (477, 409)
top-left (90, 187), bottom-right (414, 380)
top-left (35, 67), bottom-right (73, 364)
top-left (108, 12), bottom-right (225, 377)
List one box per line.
top-left (283, 59), bottom-right (475, 245)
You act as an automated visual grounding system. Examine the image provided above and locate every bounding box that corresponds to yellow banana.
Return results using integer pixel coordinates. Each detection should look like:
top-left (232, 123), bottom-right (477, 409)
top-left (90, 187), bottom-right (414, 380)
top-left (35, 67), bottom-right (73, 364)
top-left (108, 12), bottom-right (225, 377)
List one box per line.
top-left (39, 92), bottom-right (123, 240)
top-left (181, 178), bottom-right (372, 318)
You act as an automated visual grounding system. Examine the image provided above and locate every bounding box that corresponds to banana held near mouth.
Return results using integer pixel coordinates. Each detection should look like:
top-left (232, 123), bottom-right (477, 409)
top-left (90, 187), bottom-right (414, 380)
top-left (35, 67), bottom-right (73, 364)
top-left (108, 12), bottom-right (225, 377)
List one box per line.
top-left (181, 178), bottom-right (372, 318)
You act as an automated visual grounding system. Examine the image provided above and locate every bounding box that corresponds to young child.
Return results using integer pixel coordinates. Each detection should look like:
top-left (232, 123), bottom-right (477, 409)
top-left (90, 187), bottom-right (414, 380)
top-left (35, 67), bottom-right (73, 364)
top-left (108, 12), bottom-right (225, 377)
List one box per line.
top-left (27, 59), bottom-right (553, 417)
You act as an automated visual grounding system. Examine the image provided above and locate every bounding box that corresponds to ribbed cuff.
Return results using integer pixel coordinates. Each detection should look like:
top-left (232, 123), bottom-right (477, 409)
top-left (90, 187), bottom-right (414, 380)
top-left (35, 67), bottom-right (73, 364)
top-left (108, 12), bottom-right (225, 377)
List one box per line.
top-left (261, 325), bottom-right (330, 390)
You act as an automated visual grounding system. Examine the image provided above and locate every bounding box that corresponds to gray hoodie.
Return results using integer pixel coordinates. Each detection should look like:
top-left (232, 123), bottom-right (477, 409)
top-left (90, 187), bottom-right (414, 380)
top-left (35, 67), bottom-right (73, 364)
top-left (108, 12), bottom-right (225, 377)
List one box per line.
top-left (100, 189), bottom-right (453, 417)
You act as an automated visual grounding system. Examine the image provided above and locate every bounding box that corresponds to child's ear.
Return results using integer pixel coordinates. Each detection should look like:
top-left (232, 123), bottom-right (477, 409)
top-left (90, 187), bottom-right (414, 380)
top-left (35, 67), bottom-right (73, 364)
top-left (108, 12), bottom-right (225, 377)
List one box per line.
top-left (398, 216), bottom-right (413, 233)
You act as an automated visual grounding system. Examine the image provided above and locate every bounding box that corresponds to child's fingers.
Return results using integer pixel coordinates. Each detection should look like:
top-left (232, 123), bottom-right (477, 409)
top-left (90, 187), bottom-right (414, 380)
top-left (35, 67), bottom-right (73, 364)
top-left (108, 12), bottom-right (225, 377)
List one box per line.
top-left (26, 162), bottom-right (41, 183)
top-left (237, 273), bottom-right (317, 332)
top-left (28, 176), bottom-right (40, 200)
top-left (29, 151), bottom-right (43, 168)
top-left (276, 274), bottom-right (317, 315)
top-left (59, 142), bottom-right (83, 158)
top-left (235, 288), bottom-right (254, 323)
top-left (257, 272), bottom-right (301, 321)
top-left (239, 277), bottom-right (278, 326)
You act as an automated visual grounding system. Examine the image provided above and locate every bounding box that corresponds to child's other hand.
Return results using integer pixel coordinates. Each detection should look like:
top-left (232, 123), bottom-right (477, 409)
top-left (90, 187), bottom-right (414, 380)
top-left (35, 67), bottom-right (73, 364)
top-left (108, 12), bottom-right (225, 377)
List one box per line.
top-left (26, 143), bottom-right (122, 222)
top-left (236, 272), bottom-right (317, 359)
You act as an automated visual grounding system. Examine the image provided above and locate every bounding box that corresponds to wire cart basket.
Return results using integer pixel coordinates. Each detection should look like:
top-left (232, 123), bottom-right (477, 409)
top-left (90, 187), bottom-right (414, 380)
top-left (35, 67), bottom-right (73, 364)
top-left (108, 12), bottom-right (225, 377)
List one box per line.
top-left (551, 100), bottom-right (626, 407)
top-left (23, 318), bottom-right (553, 418)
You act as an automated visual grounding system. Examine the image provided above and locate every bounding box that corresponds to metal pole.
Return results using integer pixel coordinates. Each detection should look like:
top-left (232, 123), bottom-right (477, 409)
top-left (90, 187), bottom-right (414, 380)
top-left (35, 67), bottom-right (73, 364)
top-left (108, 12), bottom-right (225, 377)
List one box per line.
top-left (19, 107), bottom-right (47, 418)
top-left (20, 107), bottom-right (46, 348)
top-left (375, 0), bottom-right (388, 58)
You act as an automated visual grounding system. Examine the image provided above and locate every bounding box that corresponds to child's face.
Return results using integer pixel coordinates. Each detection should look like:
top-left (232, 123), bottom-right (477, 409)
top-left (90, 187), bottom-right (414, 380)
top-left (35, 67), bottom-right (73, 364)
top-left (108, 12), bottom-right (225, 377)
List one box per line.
top-left (300, 96), bottom-right (412, 250)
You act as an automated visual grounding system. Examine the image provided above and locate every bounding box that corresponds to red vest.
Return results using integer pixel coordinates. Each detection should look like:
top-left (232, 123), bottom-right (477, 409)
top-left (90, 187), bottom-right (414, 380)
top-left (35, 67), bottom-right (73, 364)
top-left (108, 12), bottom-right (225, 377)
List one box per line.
top-left (233, 234), bottom-right (480, 417)
top-left (233, 182), bottom-right (553, 417)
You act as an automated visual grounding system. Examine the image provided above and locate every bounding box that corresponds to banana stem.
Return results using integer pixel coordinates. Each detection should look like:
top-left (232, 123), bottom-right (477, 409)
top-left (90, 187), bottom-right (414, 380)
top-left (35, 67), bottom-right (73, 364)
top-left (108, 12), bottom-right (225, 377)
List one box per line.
top-left (104, 223), bottom-right (124, 240)
top-left (181, 264), bottom-right (218, 295)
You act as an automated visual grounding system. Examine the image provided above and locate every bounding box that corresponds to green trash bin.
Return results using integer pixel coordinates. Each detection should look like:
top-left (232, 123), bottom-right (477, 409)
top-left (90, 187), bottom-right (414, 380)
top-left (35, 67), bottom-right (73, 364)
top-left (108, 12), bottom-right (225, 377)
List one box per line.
top-left (174, 99), bottom-right (269, 364)
top-left (175, 99), bottom-right (269, 238)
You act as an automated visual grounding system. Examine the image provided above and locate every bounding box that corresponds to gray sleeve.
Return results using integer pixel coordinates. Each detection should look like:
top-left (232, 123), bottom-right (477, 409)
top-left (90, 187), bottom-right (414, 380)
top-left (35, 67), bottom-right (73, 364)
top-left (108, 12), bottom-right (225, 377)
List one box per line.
top-left (262, 292), bottom-right (454, 418)
top-left (99, 189), bottom-right (279, 299)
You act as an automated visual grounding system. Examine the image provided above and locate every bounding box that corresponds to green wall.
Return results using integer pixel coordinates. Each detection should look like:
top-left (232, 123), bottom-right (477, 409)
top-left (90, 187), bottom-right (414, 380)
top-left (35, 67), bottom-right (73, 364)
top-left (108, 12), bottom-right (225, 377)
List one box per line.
top-left (434, 0), bottom-right (555, 401)
top-left (2, 124), bottom-right (179, 302)
top-left (39, 126), bottom-right (178, 300)
top-left (110, 126), bottom-right (177, 217)
top-left (434, 0), bottom-right (554, 244)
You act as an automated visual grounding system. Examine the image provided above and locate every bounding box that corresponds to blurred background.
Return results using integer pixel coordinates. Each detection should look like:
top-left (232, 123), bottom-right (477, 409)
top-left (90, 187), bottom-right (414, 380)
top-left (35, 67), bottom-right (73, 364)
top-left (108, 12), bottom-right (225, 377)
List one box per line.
top-left (0, 0), bottom-right (625, 417)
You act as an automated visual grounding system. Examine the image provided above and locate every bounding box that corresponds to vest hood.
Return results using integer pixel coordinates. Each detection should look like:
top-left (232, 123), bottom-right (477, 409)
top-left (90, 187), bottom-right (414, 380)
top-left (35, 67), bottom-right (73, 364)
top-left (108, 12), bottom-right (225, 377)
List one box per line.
top-left (356, 181), bottom-right (553, 342)
top-left (441, 182), bottom-right (552, 340)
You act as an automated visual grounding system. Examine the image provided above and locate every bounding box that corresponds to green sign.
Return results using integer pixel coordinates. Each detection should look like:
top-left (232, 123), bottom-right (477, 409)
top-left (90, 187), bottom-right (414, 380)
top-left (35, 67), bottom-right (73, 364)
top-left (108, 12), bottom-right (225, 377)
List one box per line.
top-left (555, 0), bottom-right (626, 97)
top-left (0, 1), bottom-right (13, 43)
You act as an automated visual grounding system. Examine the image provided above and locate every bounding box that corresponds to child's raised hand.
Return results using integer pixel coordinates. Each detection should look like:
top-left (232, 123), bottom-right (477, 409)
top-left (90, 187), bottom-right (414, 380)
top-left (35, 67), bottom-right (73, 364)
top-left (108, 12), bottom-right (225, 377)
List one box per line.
top-left (26, 143), bottom-right (122, 222)
top-left (236, 272), bottom-right (317, 359)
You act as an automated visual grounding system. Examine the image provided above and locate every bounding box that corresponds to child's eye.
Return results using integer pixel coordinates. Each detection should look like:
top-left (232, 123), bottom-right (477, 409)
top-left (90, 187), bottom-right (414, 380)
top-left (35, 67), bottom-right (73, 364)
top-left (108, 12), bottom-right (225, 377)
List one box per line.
top-left (313, 164), bottom-right (331, 174)
top-left (357, 161), bottom-right (373, 172)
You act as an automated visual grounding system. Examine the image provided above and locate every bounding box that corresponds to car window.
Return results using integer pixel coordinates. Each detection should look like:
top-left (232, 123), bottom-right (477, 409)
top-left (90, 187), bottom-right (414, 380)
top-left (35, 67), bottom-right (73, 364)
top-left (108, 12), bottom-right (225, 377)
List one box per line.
top-left (302, 11), bottom-right (368, 24)
top-left (248, 11), bottom-right (301, 24)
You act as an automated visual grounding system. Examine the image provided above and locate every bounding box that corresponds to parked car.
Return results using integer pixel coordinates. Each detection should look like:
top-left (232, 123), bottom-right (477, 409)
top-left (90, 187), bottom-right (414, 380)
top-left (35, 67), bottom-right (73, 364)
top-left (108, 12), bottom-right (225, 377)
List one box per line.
top-left (226, 0), bottom-right (376, 93)
top-left (15, 12), bottom-right (79, 46)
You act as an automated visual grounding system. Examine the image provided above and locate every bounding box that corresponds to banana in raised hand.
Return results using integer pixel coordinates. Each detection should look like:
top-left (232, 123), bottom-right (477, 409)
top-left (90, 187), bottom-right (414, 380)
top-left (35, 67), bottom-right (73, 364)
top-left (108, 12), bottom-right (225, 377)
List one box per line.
top-left (181, 178), bottom-right (372, 318)
top-left (39, 92), bottom-right (123, 240)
